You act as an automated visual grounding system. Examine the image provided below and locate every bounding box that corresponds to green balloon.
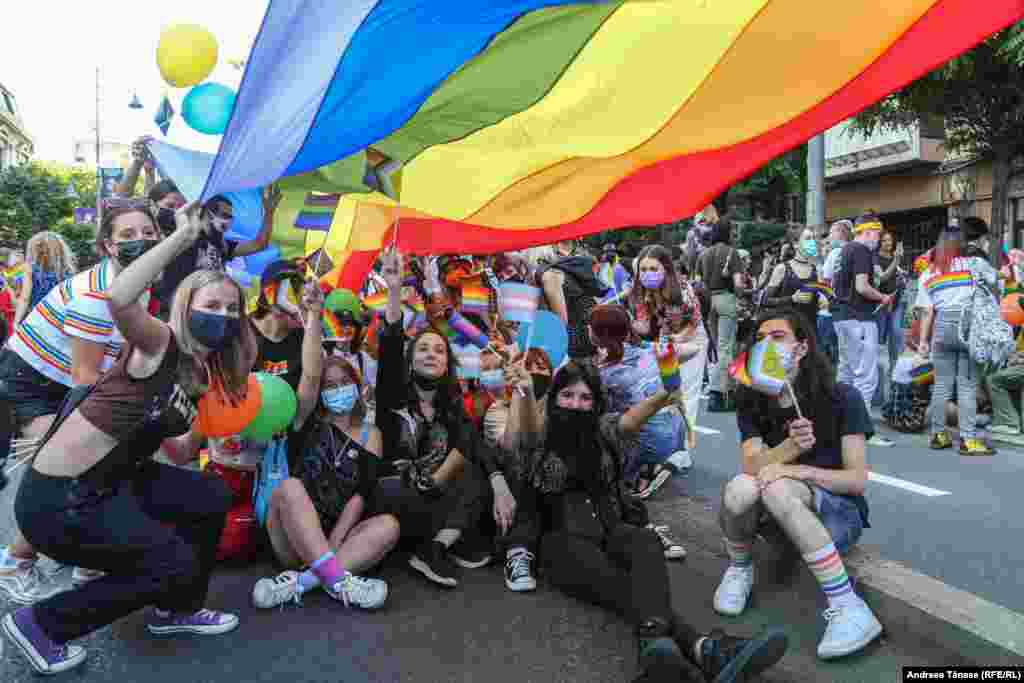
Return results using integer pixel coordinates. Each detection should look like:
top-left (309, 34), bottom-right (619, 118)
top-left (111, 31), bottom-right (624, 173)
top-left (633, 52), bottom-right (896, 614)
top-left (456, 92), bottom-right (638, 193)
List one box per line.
top-left (241, 372), bottom-right (297, 442)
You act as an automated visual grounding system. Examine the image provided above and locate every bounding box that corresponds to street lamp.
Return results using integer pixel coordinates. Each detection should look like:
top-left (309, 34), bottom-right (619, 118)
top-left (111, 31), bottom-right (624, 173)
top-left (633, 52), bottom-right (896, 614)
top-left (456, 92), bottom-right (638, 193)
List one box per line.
top-left (128, 91), bottom-right (143, 110)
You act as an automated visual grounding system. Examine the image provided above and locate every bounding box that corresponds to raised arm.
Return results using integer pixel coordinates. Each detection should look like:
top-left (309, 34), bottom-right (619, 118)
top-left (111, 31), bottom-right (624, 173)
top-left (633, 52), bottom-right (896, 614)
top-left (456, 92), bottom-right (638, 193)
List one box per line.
top-left (618, 388), bottom-right (674, 436)
top-left (292, 279), bottom-right (325, 430)
top-left (233, 186), bottom-right (281, 258)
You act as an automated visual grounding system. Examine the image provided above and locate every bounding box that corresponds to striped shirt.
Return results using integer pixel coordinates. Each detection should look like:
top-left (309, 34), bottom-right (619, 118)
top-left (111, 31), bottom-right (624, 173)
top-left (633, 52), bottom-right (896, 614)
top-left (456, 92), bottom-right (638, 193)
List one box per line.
top-left (7, 260), bottom-right (147, 387)
top-left (915, 256), bottom-right (996, 311)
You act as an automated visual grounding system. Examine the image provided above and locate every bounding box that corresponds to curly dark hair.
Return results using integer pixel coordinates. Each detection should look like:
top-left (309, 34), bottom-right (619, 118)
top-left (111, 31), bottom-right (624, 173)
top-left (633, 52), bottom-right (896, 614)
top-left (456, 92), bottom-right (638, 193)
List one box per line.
top-left (547, 360), bottom-right (607, 419)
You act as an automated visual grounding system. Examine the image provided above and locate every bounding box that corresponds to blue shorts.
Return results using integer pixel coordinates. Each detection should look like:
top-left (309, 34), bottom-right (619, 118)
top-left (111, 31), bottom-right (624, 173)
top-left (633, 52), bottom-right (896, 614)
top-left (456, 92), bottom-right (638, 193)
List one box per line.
top-left (761, 484), bottom-right (865, 555)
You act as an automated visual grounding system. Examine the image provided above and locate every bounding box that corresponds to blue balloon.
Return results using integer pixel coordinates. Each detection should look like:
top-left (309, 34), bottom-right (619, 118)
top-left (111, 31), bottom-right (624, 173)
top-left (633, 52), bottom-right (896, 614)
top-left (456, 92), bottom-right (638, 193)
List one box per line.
top-left (243, 246), bottom-right (281, 277)
top-left (516, 310), bottom-right (569, 369)
top-left (182, 83), bottom-right (236, 135)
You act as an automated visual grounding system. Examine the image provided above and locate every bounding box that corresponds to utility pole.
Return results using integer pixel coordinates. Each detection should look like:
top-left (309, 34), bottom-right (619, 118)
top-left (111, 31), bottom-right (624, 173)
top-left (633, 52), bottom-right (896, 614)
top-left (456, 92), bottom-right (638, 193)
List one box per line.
top-left (806, 134), bottom-right (826, 227)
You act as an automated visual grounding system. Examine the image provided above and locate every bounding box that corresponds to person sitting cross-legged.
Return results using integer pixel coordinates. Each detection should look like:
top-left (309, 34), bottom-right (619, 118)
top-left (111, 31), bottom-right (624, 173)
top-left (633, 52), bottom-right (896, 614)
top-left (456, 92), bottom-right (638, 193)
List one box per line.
top-left (713, 308), bottom-right (882, 660)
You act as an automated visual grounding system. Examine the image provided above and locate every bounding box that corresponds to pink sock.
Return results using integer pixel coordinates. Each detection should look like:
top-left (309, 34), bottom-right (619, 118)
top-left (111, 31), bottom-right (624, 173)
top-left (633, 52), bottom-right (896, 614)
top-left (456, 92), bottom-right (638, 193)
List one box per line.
top-left (310, 551), bottom-right (345, 589)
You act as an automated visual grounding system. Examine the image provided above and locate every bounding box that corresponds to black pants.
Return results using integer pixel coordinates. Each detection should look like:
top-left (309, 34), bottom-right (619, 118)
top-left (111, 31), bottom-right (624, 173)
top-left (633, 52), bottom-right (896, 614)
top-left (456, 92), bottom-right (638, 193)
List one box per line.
top-left (540, 524), bottom-right (702, 652)
top-left (15, 462), bottom-right (231, 643)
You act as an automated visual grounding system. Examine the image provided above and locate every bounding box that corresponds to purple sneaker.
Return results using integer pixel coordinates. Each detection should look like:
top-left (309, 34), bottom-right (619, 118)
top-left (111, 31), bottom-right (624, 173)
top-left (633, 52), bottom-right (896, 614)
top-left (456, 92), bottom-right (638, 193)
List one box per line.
top-left (145, 608), bottom-right (239, 636)
top-left (2, 607), bottom-right (87, 674)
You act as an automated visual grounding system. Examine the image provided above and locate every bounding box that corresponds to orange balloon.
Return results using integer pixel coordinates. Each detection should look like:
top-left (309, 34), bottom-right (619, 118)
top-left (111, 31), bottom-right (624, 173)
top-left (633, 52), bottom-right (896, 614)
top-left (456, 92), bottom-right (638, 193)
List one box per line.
top-left (196, 374), bottom-right (262, 438)
top-left (1000, 293), bottom-right (1024, 327)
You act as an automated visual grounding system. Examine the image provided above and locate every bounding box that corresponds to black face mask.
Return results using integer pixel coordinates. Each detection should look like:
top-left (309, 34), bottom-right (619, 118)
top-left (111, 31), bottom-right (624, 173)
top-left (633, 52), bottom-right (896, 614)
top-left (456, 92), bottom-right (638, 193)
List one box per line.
top-left (113, 239), bottom-right (159, 268)
top-left (531, 373), bottom-right (552, 400)
top-left (189, 311), bottom-right (241, 351)
top-left (156, 207), bottom-right (177, 234)
top-left (412, 371), bottom-right (442, 392)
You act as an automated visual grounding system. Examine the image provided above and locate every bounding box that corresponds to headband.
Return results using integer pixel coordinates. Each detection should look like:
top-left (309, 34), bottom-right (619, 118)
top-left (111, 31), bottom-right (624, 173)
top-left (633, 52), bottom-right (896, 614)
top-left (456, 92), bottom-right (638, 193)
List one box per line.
top-left (853, 221), bottom-right (883, 234)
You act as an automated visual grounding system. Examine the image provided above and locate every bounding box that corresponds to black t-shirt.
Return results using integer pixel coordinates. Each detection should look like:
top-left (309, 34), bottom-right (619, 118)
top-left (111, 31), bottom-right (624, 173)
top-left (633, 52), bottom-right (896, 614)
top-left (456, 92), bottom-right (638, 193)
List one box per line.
top-left (156, 232), bottom-right (237, 309)
top-left (254, 328), bottom-right (304, 391)
top-left (876, 255), bottom-right (899, 295)
top-left (736, 382), bottom-right (871, 526)
top-left (833, 242), bottom-right (876, 321)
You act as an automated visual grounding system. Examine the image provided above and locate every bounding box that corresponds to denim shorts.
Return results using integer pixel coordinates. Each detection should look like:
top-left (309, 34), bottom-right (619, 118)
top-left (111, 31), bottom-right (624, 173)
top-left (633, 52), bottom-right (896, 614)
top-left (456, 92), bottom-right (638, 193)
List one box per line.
top-left (760, 484), bottom-right (865, 555)
top-left (634, 409), bottom-right (685, 466)
top-left (0, 350), bottom-right (69, 427)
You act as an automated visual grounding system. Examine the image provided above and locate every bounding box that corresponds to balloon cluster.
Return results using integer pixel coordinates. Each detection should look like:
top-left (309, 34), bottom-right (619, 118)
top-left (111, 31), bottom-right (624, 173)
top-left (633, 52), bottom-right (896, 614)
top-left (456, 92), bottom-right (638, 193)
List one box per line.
top-left (157, 24), bottom-right (236, 135)
top-left (197, 372), bottom-right (297, 441)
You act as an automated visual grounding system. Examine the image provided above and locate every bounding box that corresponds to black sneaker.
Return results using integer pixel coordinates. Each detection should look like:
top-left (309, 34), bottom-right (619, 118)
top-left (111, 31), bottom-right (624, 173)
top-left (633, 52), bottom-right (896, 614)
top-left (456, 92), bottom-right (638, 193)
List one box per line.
top-left (504, 549), bottom-right (537, 592)
top-left (409, 541), bottom-right (458, 588)
top-left (697, 627), bottom-right (789, 683)
top-left (449, 535), bottom-right (492, 569)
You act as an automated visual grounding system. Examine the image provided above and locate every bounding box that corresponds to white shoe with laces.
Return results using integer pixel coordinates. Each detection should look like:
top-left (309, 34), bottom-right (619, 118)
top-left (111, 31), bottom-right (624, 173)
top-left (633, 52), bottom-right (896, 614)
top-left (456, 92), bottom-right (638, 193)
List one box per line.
top-left (252, 570), bottom-right (302, 609)
top-left (505, 550), bottom-right (537, 592)
top-left (713, 565), bottom-right (754, 616)
top-left (0, 561), bottom-right (69, 605)
top-left (71, 567), bottom-right (105, 588)
top-left (327, 574), bottom-right (388, 610)
top-left (647, 524), bottom-right (686, 560)
top-left (817, 598), bottom-right (883, 659)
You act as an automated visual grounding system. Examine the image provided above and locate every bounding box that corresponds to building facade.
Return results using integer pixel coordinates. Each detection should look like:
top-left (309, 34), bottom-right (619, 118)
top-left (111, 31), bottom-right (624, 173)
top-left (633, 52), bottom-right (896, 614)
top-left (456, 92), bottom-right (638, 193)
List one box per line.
top-left (0, 82), bottom-right (34, 171)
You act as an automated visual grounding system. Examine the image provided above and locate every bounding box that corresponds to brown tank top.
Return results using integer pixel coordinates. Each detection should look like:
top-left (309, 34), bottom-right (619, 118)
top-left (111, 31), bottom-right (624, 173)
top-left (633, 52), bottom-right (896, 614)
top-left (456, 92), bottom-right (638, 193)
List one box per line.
top-left (77, 333), bottom-right (198, 485)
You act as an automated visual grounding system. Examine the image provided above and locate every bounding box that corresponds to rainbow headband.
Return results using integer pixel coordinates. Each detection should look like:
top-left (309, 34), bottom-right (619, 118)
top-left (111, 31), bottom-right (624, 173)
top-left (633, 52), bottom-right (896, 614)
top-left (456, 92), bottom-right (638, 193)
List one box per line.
top-left (854, 221), bottom-right (883, 234)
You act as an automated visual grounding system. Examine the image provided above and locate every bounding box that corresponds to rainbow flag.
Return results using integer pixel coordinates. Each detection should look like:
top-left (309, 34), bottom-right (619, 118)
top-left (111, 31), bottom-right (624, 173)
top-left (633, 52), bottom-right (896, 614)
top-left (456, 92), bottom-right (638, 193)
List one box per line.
top-left (294, 193), bottom-right (340, 231)
top-left (800, 282), bottom-right (834, 301)
top-left (447, 311), bottom-right (489, 349)
top-left (499, 282), bottom-right (541, 324)
top-left (729, 339), bottom-right (787, 397)
top-left (321, 310), bottom-right (346, 341)
top-left (363, 291), bottom-right (389, 312)
top-left (460, 283), bottom-right (491, 318)
top-left (910, 361), bottom-right (934, 386)
top-left (656, 342), bottom-right (681, 393)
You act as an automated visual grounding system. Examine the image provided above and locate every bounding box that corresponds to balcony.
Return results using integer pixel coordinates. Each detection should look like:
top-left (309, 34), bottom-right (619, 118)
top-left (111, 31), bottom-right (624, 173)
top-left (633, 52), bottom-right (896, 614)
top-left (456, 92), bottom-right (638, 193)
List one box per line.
top-left (825, 119), bottom-right (945, 183)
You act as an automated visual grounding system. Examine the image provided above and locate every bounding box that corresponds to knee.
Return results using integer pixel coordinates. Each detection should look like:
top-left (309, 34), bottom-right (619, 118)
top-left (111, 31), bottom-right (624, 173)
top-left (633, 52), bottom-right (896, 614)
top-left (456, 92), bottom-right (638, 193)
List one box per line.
top-left (761, 479), bottom-right (805, 518)
top-left (721, 475), bottom-right (760, 517)
top-left (272, 478), bottom-right (308, 509)
top-left (379, 514), bottom-right (401, 547)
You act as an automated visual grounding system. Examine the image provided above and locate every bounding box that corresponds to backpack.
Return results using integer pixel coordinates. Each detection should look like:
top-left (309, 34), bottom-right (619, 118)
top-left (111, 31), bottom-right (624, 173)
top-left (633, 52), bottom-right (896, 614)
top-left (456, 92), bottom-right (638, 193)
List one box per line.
top-left (958, 260), bottom-right (1014, 370)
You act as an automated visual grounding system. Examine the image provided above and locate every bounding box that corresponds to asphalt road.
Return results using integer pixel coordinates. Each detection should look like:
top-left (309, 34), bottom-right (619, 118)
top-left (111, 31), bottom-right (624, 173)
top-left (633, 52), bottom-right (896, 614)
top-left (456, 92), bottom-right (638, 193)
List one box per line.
top-left (685, 404), bottom-right (1024, 614)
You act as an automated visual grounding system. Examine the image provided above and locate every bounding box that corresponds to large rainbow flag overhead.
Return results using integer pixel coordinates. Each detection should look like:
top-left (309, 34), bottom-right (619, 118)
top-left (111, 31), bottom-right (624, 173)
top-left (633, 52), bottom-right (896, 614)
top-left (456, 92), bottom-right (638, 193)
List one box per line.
top-left (198, 0), bottom-right (1024, 288)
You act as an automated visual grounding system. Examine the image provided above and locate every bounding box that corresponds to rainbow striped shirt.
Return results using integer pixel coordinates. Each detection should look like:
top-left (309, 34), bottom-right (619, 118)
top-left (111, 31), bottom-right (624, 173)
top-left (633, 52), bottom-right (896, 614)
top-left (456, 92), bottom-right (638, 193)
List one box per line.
top-left (7, 260), bottom-right (148, 387)
top-left (916, 257), bottom-right (996, 310)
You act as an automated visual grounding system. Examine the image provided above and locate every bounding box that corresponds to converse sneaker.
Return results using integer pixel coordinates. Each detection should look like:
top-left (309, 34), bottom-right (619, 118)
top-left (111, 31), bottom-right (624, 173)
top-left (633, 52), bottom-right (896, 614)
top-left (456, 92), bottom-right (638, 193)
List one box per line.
top-left (3, 607), bottom-right (88, 675)
top-left (713, 565), bottom-right (754, 616)
top-left (71, 567), bottom-right (105, 588)
top-left (647, 524), bottom-right (686, 560)
top-left (817, 599), bottom-right (883, 659)
top-left (504, 549), bottom-right (537, 592)
top-left (409, 541), bottom-right (458, 587)
top-left (252, 570), bottom-right (301, 609)
top-left (326, 574), bottom-right (388, 610)
top-left (697, 627), bottom-right (789, 683)
top-left (0, 561), bottom-right (69, 605)
top-left (449, 535), bottom-right (493, 569)
top-left (146, 608), bottom-right (239, 636)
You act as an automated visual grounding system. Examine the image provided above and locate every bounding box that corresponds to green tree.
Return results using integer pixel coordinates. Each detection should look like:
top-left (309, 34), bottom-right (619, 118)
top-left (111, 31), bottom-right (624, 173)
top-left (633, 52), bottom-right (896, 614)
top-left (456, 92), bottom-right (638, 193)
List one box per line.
top-left (850, 23), bottom-right (1024, 261)
top-left (0, 162), bottom-right (75, 245)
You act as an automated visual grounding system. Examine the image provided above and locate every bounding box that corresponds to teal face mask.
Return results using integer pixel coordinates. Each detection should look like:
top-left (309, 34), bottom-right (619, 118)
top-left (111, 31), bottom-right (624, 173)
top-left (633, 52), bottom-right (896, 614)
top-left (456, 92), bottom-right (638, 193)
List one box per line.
top-left (322, 385), bottom-right (359, 414)
top-left (799, 239), bottom-right (818, 258)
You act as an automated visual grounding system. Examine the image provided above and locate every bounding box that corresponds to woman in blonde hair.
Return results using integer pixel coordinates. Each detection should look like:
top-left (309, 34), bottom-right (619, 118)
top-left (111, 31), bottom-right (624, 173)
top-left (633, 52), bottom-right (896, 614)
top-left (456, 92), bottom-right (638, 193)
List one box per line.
top-left (15, 231), bottom-right (77, 325)
top-left (3, 202), bottom-right (255, 675)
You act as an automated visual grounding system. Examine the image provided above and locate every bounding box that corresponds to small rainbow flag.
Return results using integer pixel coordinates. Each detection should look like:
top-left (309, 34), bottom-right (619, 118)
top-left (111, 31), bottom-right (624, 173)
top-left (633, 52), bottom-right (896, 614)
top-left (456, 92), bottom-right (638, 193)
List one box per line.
top-left (656, 342), bottom-right (681, 392)
top-left (800, 282), bottom-right (834, 300)
top-left (460, 283), bottom-right (491, 318)
top-left (363, 291), bottom-right (389, 313)
top-left (729, 339), bottom-right (787, 397)
top-left (447, 311), bottom-right (489, 349)
top-left (910, 361), bottom-right (934, 386)
top-left (499, 282), bottom-right (541, 324)
top-left (294, 193), bottom-right (340, 231)
top-left (321, 310), bottom-right (346, 341)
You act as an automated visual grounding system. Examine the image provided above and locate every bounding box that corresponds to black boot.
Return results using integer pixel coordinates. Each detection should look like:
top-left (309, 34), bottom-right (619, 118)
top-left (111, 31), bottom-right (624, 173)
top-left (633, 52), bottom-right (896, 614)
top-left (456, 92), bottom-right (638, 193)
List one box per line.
top-left (695, 627), bottom-right (789, 683)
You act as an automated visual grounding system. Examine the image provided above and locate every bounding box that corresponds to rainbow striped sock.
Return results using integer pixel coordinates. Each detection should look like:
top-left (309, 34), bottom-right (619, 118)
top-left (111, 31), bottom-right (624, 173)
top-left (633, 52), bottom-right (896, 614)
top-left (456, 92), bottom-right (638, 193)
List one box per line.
top-left (724, 538), bottom-right (753, 568)
top-left (804, 543), bottom-right (856, 607)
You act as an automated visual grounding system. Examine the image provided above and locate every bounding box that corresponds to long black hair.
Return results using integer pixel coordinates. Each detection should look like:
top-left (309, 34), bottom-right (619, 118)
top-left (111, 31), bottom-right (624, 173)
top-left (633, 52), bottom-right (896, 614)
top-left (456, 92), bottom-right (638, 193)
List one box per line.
top-left (735, 307), bottom-right (839, 444)
top-left (546, 361), bottom-right (606, 423)
top-left (405, 327), bottom-right (462, 421)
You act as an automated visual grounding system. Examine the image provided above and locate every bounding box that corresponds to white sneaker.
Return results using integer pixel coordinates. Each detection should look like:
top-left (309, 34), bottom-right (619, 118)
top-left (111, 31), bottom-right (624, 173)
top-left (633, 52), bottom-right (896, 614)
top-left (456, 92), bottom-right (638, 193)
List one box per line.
top-left (327, 574), bottom-right (388, 610)
top-left (667, 450), bottom-right (692, 471)
top-left (252, 570), bottom-right (302, 609)
top-left (0, 562), bottom-right (69, 605)
top-left (817, 598), bottom-right (883, 659)
top-left (867, 435), bottom-right (894, 447)
top-left (713, 565), bottom-right (754, 616)
top-left (647, 524), bottom-right (686, 560)
top-left (990, 425), bottom-right (1022, 436)
top-left (71, 567), bottom-right (105, 588)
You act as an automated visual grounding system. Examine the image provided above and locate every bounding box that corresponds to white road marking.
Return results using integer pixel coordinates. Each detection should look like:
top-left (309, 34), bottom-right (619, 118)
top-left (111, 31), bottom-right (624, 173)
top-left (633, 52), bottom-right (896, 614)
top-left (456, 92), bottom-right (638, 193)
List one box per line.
top-left (693, 426), bottom-right (721, 435)
top-left (868, 472), bottom-right (951, 497)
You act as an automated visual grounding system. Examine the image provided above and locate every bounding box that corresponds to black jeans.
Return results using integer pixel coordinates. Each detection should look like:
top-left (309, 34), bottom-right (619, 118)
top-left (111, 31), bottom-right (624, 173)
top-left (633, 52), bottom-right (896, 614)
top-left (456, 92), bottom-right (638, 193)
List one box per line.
top-left (540, 524), bottom-right (702, 652)
top-left (15, 462), bottom-right (232, 644)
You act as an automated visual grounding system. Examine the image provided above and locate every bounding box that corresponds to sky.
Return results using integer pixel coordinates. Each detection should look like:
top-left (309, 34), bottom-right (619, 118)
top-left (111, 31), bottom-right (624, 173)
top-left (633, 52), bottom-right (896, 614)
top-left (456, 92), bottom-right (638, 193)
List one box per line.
top-left (1, 1), bottom-right (269, 164)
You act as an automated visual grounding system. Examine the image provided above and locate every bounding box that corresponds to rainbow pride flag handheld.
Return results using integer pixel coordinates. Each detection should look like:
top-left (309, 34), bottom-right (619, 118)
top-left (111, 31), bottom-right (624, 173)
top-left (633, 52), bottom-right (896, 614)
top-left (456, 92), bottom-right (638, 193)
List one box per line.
top-left (800, 282), bottom-right (834, 301)
top-left (499, 282), bottom-right (541, 324)
top-left (321, 310), bottom-right (347, 341)
top-left (656, 342), bottom-right (681, 393)
top-left (729, 339), bottom-right (788, 398)
top-left (294, 193), bottom-right (340, 231)
top-left (460, 283), bottom-right (491, 318)
top-left (363, 291), bottom-right (389, 313)
top-left (447, 311), bottom-right (489, 349)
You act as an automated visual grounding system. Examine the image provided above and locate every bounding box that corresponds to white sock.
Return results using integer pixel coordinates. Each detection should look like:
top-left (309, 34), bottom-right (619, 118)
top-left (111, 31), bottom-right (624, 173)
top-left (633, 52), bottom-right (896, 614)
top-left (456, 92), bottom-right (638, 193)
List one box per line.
top-left (507, 546), bottom-right (528, 559)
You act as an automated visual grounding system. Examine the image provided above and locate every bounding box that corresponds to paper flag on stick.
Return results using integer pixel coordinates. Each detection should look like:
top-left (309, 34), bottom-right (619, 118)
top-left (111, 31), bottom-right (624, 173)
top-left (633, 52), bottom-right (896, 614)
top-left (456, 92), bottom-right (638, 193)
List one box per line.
top-left (499, 282), bottom-right (541, 324)
top-left (800, 282), bottom-right (834, 301)
top-left (728, 340), bottom-right (787, 397)
top-left (294, 193), bottom-right (340, 231)
top-left (447, 311), bottom-right (489, 350)
top-left (460, 283), bottom-right (491, 318)
top-left (154, 95), bottom-right (175, 136)
top-left (363, 291), bottom-right (389, 313)
top-left (656, 341), bottom-right (681, 393)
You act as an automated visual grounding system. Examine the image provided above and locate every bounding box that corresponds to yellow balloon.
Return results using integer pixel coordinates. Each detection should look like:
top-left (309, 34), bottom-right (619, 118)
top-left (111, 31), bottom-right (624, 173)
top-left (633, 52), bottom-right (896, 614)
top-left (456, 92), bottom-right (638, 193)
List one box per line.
top-left (156, 24), bottom-right (219, 88)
